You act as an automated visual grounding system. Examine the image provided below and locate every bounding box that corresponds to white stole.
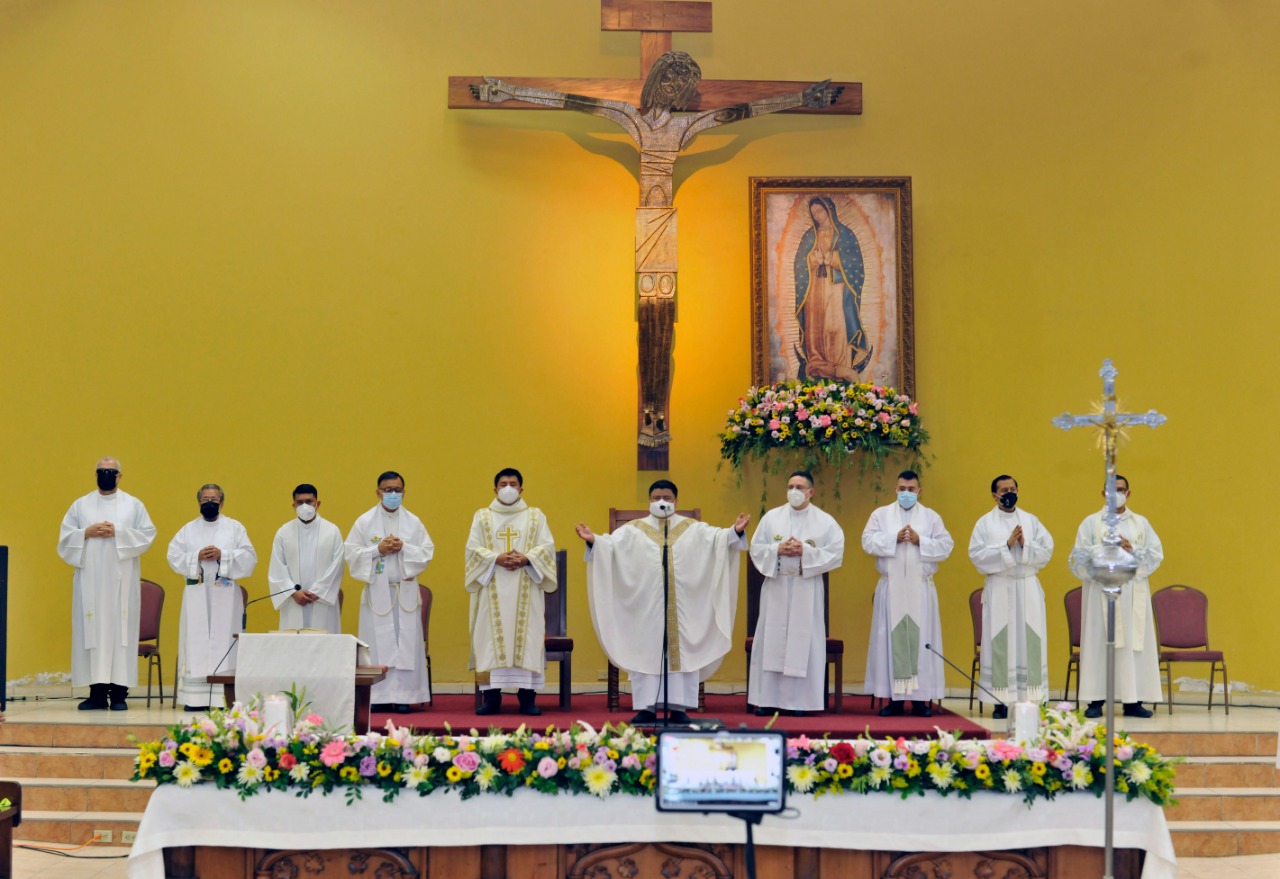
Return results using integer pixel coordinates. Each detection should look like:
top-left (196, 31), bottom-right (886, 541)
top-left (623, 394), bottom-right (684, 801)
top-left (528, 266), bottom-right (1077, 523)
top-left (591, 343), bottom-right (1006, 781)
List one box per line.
top-left (886, 504), bottom-right (926, 695)
top-left (281, 519), bottom-right (341, 592)
top-left (760, 509), bottom-right (817, 678)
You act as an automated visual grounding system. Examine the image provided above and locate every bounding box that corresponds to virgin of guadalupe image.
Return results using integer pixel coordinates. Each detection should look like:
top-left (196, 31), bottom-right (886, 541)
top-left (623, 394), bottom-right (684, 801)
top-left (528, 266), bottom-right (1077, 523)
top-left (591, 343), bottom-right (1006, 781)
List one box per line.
top-left (794, 196), bottom-right (873, 380)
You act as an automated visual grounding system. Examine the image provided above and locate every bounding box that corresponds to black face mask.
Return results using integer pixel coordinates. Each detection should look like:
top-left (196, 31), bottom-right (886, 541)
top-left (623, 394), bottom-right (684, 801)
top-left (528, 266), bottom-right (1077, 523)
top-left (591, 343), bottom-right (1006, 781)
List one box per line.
top-left (96, 469), bottom-right (119, 491)
top-left (200, 501), bottom-right (221, 521)
top-left (998, 492), bottom-right (1018, 510)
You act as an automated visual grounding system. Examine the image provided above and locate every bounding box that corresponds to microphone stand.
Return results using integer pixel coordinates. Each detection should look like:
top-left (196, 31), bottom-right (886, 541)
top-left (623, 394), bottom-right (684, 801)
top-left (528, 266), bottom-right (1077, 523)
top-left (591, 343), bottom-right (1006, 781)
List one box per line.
top-left (923, 642), bottom-right (1007, 714)
top-left (198, 585), bottom-right (301, 710)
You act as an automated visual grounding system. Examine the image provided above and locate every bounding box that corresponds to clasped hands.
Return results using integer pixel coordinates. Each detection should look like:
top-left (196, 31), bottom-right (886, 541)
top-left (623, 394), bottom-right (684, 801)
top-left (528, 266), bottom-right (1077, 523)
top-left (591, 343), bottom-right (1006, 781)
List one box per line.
top-left (896, 525), bottom-right (920, 545)
top-left (377, 536), bottom-right (404, 556)
top-left (85, 521), bottom-right (115, 538)
top-left (778, 536), bottom-right (805, 557)
top-left (291, 590), bottom-right (321, 606)
top-left (1006, 525), bottom-right (1025, 549)
top-left (496, 551), bottom-right (528, 571)
top-left (198, 545), bottom-right (222, 561)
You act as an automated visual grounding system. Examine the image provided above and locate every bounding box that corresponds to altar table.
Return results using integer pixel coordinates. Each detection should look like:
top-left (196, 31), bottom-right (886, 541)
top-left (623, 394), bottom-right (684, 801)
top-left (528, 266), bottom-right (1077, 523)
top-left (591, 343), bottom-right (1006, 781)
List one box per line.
top-left (127, 785), bottom-right (1176, 879)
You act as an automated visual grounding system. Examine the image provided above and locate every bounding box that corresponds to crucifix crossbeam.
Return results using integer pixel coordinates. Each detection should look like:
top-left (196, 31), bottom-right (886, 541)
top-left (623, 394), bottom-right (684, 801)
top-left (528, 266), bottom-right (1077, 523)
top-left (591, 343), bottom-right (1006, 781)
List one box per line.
top-left (451, 0), bottom-right (861, 470)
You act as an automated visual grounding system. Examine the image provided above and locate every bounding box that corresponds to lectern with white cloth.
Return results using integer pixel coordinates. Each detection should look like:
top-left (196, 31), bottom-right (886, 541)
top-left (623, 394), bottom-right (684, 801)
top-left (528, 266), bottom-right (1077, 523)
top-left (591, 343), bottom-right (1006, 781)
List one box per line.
top-left (234, 633), bottom-right (358, 733)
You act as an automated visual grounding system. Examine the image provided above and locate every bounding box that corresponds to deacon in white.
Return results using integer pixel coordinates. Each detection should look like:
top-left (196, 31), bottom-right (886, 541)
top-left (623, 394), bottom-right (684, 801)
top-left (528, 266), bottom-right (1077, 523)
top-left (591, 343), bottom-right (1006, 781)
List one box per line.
top-left (267, 483), bottom-right (345, 633)
top-left (576, 479), bottom-right (749, 725)
top-left (863, 469), bottom-right (954, 718)
top-left (57, 457), bottom-right (157, 711)
top-left (167, 483), bottom-right (258, 710)
top-left (345, 470), bottom-right (433, 713)
top-left (465, 467), bottom-right (557, 716)
top-left (968, 474), bottom-right (1054, 720)
top-left (1068, 474), bottom-right (1164, 719)
top-left (748, 470), bottom-right (844, 715)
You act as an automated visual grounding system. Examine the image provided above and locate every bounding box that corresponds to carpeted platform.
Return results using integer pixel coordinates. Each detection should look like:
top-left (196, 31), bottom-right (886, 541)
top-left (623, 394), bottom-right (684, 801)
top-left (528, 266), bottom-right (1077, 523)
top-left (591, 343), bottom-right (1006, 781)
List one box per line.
top-left (370, 692), bottom-right (991, 739)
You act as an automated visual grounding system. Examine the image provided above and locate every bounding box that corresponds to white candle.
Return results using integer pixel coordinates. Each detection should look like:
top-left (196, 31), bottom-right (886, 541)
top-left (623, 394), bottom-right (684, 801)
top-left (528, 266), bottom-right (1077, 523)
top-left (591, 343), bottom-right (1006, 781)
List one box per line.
top-left (262, 693), bottom-right (293, 737)
top-left (1012, 701), bottom-right (1041, 745)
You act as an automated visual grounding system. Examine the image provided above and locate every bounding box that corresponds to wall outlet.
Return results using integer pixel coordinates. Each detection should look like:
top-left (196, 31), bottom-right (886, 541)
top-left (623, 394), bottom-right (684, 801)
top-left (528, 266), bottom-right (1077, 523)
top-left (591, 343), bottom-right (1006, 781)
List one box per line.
top-left (121, 831), bottom-right (136, 844)
top-left (92, 829), bottom-right (113, 843)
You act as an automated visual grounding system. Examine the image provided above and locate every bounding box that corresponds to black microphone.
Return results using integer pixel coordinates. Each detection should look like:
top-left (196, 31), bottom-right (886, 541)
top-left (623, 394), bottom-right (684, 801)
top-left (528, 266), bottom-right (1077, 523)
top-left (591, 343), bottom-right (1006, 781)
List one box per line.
top-left (243, 584), bottom-right (302, 630)
top-left (923, 642), bottom-right (1006, 709)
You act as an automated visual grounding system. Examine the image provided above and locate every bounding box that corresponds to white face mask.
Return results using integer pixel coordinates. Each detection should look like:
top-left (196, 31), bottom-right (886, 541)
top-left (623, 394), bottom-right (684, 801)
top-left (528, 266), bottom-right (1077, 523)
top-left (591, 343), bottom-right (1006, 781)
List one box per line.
top-left (295, 503), bottom-right (316, 522)
top-left (496, 485), bottom-right (521, 505)
top-left (649, 500), bottom-right (675, 519)
top-left (787, 487), bottom-right (808, 509)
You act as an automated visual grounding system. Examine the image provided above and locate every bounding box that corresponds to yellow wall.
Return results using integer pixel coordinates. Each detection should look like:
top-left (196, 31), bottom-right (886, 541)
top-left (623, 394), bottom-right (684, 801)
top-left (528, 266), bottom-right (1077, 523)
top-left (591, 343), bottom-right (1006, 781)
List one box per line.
top-left (2, 1), bottom-right (1278, 694)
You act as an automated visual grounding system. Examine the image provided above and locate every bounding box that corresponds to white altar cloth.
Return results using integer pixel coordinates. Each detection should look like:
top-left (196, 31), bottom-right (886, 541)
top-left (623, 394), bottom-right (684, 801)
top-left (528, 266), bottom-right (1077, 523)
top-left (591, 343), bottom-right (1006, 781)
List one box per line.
top-left (127, 785), bottom-right (1176, 879)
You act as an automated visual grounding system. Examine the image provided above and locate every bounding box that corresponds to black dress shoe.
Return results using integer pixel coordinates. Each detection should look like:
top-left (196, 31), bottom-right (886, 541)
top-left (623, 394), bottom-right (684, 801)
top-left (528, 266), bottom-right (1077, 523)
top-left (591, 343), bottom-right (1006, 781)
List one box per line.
top-left (371, 703), bottom-right (395, 712)
top-left (1084, 701), bottom-right (1104, 718)
top-left (991, 705), bottom-right (1009, 720)
top-left (475, 690), bottom-right (502, 716)
top-left (753, 706), bottom-right (776, 716)
top-left (782, 709), bottom-right (809, 718)
top-left (79, 683), bottom-right (109, 710)
top-left (78, 697), bottom-right (108, 711)
top-left (182, 704), bottom-right (209, 712)
top-left (516, 689), bottom-right (542, 716)
top-left (878, 701), bottom-right (904, 717)
top-left (394, 704), bottom-right (413, 714)
top-left (911, 702), bottom-right (933, 718)
top-left (629, 710), bottom-right (657, 725)
top-left (1123, 703), bottom-right (1154, 718)
top-left (668, 710), bottom-right (692, 725)
top-left (108, 685), bottom-right (129, 710)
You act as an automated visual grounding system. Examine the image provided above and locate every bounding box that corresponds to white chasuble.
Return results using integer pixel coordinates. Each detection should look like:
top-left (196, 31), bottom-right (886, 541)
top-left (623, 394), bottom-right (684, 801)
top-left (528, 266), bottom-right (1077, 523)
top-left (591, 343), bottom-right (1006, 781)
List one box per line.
top-left (465, 500), bottom-right (556, 684)
top-left (345, 505), bottom-right (433, 704)
top-left (269, 516), bottom-right (345, 633)
top-left (968, 507), bottom-right (1054, 704)
top-left (167, 516), bottom-right (257, 707)
top-left (1069, 508), bottom-right (1164, 703)
top-left (586, 515), bottom-right (744, 710)
top-left (747, 504), bottom-right (844, 711)
top-left (862, 502), bottom-right (953, 700)
top-left (58, 490), bottom-right (157, 688)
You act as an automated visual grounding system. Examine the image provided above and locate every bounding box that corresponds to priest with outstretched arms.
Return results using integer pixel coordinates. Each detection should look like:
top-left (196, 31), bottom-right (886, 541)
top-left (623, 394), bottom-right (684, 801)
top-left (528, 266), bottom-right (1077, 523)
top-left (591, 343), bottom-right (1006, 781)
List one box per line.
top-left (575, 479), bottom-right (749, 725)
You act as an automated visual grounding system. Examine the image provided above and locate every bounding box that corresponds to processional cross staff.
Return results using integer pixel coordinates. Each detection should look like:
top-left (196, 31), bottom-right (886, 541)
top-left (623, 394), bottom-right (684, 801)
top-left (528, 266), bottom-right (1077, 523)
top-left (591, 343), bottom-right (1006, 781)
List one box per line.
top-left (450, 0), bottom-right (860, 470)
top-left (1052, 358), bottom-right (1166, 879)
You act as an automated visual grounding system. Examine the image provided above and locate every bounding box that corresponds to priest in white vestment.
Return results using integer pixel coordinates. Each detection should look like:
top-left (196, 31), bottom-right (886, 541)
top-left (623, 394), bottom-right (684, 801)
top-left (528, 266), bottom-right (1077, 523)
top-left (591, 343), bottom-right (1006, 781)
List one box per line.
top-left (863, 470), bottom-right (953, 718)
top-left (57, 457), bottom-right (157, 711)
top-left (167, 483), bottom-right (258, 711)
top-left (747, 471), bottom-right (844, 716)
top-left (968, 475), bottom-right (1053, 719)
top-left (1068, 475), bottom-right (1164, 718)
top-left (267, 483), bottom-right (345, 633)
top-left (576, 479), bottom-right (749, 725)
top-left (465, 468), bottom-right (557, 716)
top-left (345, 470), bottom-right (433, 713)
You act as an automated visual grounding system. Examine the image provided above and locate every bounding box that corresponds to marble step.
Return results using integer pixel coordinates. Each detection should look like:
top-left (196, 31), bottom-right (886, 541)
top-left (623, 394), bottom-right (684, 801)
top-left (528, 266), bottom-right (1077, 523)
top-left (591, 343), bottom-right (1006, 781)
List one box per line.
top-left (1140, 731), bottom-right (1278, 758)
top-left (1166, 788), bottom-right (1280, 822)
top-left (0, 720), bottom-right (169, 749)
top-left (3, 776), bottom-right (156, 812)
top-left (1170, 822), bottom-right (1280, 857)
top-left (1176, 756), bottom-right (1280, 789)
top-left (0, 746), bottom-right (138, 779)
top-left (12, 809), bottom-right (143, 845)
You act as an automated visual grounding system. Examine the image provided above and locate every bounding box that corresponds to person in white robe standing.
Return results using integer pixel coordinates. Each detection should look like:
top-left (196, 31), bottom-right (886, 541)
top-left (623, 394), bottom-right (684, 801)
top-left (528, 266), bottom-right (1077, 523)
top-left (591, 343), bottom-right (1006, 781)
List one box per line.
top-left (57, 457), bottom-right (157, 711)
top-left (345, 470), bottom-right (433, 714)
top-left (1068, 474), bottom-right (1163, 718)
top-left (465, 467), bottom-right (557, 716)
top-left (863, 469), bottom-right (953, 718)
top-left (968, 474), bottom-right (1054, 720)
top-left (267, 483), bottom-right (345, 633)
top-left (576, 479), bottom-right (749, 725)
top-left (748, 470), bottom-right (844, 716)
top-left (167, 483), bottom-right (257, 711)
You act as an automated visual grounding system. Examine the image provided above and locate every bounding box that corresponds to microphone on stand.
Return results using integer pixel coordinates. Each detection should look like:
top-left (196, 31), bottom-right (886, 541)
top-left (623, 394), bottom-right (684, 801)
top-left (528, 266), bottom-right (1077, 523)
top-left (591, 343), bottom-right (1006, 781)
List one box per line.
top-left (243, 584), bottom-right (302, 630)
top-left (923, 642), bottom-right (1007, 711)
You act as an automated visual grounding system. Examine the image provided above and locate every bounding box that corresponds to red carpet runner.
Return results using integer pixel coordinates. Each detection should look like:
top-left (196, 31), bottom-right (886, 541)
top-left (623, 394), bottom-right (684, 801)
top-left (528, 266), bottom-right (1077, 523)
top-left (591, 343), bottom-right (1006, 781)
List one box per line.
top-left (371, 693), bottom-right (991, 739)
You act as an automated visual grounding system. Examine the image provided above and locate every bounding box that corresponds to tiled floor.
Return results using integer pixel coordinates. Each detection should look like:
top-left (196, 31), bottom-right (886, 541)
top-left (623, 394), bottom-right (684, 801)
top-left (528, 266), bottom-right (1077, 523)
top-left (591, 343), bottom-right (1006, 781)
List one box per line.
top-left (4, 692), bottom-right (1279, 879)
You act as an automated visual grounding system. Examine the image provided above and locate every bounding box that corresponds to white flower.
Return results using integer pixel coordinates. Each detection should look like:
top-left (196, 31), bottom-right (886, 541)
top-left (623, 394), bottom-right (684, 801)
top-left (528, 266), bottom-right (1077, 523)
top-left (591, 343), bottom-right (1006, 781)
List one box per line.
top-left (583, 765), bottom-right (616, 797)
top-left (404, 765), bottom-right (431, 789)
top-left (288, 763), bottom-right (311, 783)
top-left (433, 747), bottom-right (452, 763)
top-left (173, 760), bottom-right (202, 788)
top-left (786, 764), bottom-right (819, 793)
top-left (476, 763), bottom-right (498, 790)
top-left (236, 762), bottom-right (262, 787)
top-left (910, 740), bottom-right (932, 756)
top-left (1124, 761), bottom-right (1152, 785)
top-left (1070, 763), bottom-right (1093, 789)
top-left (869, 766), bottom-right (892, 788)
top-left (1002, 769), bottom-right (1023, 793)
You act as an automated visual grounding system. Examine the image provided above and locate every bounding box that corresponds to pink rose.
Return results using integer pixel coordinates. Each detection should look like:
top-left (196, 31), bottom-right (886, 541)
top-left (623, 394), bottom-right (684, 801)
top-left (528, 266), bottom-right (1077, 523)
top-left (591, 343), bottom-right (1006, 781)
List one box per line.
top-left (453, 751), bottom-right (481, 773)
top-left (319, 740), bottom-right (349, 768)
top-left (1115, 745), bottom-right (1134, 761)
top-left (158, 750), bottom-right (175, 768)
top-left (537, 757), bottom-right (558, 778)
top-left (246, 748), bottom-right (268, 769)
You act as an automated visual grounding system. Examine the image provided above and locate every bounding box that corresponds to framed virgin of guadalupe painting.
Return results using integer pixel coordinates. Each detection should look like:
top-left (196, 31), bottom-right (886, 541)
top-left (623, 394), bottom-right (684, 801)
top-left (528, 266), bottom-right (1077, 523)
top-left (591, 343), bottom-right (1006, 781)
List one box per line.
top-left (749, 177), bottom-right (915, 394)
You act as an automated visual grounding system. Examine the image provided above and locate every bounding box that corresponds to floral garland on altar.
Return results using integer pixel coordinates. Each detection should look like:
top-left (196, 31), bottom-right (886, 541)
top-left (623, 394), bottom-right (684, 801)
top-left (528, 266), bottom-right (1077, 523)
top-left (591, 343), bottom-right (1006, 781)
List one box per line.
top-left (132, 703), bottom-right (1176, 808)
top-left (719, 380), bottom-right (928, 483)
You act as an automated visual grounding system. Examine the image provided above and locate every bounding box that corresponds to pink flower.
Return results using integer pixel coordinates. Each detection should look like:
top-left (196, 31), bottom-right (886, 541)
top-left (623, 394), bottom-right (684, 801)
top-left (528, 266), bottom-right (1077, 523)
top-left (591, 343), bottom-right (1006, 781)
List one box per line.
top-left (621, 754), bottom-right (641, 771)
top-left (768, 418), bottom-right (781, 430)
top-left (246, 748), bottom-right (267, 769)
top-left (902, 419), bottom-right (911, 427)
top-left (989, 740), bottom-right (1025, 762)
top-left (852, 740), bottom-right (871, 758)
top-left (817, 414), bottom-right (832, 427)
top-left (787, 735), bottom-right (812, 751)
top-left (453, 751), bottom-right (481, 773)
top-left (319, 740), bottom-right (348, 768)
top-left (305, 714), bottom-right (324, 725)
top-left (537, 756), bottom-right (558, 778)
top-left (877, 412), bottom-right (891, 423)
top-left (1115, 745), bottom-right (1134, 761)
top-left (908, 402), bottom-right (918, 415)
top-left (796, 408), bottom-right (809, 421)
top-left (567, 756), bottom-right (581, 770)
top-left (158, 750), bottom-right (175, 768)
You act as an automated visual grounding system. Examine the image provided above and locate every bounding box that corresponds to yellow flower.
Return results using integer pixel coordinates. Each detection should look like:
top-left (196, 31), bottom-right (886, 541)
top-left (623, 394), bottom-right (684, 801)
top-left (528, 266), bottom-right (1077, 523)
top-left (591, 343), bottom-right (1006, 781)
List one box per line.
top-left (557, 757), bottom-right (566, 769)
top-left (534, 741), bottom-right (551, 751)
top-left (377, 761), bottom-right (392, 778)
top-left (339, 766), bottom-right (359, 782)
top-left (264, 767), bottom-right (279, 782)
top-left (445, 765), bottom-right (464, 784)
top-left (639, 769), bottom-right (654, 789)
top-left (607, 749), bottom-right (619, 760)
top-left (836, 763), bottom-right (853, 779)
top-left (179, 742), bottom-right (197, 758)
top-left (218, 758), bottom-right (234, 774)
top-left (193, 747), bottom-right (215, 767)
top-left (974, 764), bottom-right (991, 780)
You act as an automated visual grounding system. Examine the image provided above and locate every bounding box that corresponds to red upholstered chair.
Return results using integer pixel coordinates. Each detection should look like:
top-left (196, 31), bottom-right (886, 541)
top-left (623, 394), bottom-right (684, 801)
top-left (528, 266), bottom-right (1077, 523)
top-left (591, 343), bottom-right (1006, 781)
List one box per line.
top-left (1152, 585), bottom-right (1228, 714)
top-left (605, 508), bottom-right (704, 712)
top-left (968, 588), bottom-right (983, 715)
top-left (418, 584), bottom-right (434, 706)
top-left (1062, 586), bottom-right (1083, 705)
top-left (473, 549), bottom-right (575, 712)
top-left (137, 579), bottom-right (165, 707)
top-left (743, 566), bottom-right (843, 713)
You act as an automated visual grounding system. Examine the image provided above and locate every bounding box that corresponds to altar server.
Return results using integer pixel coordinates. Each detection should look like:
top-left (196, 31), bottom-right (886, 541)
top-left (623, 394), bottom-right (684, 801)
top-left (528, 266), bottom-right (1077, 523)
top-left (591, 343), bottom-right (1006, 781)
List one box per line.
top-left (576, 480), bottom-right (749, 725)
top-left (465, 468), bottom-right (557, 716)
top-left (168, 483), bottom-right (257, 711)
top-left (968, 475), bottom-right (1053, 720)
top-left (267, 483), bottom-right (345, 633)
top-left (345, 471), bottom-right (433, 713)
top-left (58, 457), bottom-right (157, 711)
top-left (1068, 475), bottom-right (1164, 718)
top-left (747, 471), bottom-right (844, 716)
top-left (863, 470), bottom-right (953, 718)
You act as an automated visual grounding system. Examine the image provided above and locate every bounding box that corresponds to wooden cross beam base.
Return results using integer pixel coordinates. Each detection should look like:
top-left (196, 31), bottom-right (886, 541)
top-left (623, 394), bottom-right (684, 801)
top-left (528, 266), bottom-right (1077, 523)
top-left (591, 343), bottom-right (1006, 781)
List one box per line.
top-left (449, 78), bottom-right (862, 114)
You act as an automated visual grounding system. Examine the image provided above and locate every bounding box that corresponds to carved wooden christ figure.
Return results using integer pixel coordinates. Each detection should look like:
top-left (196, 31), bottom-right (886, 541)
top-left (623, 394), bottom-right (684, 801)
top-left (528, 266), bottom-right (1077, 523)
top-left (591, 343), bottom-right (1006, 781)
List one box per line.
top-left (472, 52), bottom-right (841, 450)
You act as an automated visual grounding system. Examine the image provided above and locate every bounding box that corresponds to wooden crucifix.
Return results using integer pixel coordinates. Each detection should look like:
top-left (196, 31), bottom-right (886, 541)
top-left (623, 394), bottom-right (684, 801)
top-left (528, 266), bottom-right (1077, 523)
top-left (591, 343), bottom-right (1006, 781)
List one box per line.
top-left (450, 0), bottom-right (862, 470)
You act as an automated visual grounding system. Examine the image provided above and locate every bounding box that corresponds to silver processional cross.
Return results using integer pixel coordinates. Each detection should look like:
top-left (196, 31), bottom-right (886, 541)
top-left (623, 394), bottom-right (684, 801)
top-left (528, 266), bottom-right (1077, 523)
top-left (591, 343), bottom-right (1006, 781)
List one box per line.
top-left (1052, 358), bottom-right (1166, 879)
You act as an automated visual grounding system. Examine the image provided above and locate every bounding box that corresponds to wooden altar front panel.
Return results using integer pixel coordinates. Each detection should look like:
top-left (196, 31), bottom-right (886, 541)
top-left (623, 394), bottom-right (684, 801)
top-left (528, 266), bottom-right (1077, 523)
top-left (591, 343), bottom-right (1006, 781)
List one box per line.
top-left (163, 841), bottom-right (1144, 879)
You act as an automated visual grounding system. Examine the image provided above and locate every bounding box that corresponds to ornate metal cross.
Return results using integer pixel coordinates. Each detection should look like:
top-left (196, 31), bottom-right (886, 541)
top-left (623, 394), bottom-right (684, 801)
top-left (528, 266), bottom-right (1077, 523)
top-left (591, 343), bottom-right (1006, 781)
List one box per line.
top-left (1053, 359), bottom-right (1166, 549)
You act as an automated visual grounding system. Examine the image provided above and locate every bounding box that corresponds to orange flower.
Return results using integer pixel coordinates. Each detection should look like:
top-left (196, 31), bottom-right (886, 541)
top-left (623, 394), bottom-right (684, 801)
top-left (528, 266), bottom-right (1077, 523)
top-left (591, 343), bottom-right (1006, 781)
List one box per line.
top-left (497, 748), bottom-right (526, 773)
